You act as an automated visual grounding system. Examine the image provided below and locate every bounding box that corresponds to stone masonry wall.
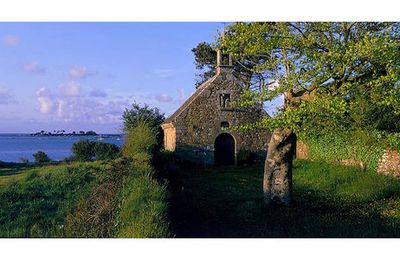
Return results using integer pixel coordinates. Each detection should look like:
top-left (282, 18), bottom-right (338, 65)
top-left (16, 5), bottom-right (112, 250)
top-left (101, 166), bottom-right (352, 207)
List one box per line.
top-left (377, 149), bottom-right (400, 178)
top-left (168, 68), bottom-right (271, 165)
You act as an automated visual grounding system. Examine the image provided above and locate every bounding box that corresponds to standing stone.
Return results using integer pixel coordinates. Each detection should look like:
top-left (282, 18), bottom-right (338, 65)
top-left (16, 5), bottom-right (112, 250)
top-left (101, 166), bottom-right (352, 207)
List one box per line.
top-left (263, 128), bottom-right (296, 205)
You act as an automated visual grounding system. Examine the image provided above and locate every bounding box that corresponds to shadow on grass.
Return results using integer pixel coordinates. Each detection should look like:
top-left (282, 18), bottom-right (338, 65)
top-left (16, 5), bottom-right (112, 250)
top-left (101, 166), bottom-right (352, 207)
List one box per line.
top-left (169, 161), bottom-right (400, 238)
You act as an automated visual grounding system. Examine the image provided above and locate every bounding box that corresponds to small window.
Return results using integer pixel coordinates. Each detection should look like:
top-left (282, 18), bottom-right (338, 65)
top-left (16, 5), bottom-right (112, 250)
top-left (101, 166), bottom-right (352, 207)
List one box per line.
top-left (219, 93), bottom-right (231, 108)
top-left (221, 121), bottom-right (230, 129)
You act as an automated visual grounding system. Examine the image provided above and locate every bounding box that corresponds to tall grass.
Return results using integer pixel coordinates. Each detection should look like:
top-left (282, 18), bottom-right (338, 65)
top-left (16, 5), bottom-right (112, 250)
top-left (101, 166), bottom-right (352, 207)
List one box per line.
top-left (115, 121), bottom-right (171, 238)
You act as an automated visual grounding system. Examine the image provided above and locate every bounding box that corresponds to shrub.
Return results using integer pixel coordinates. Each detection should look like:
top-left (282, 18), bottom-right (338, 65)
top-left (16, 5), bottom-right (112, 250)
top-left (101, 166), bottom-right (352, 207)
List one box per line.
top-left (71, 140), bottom-right (95, 161)
top-left (122, 122), bottom-right (157, 158)
top-left (19, 157), bottom-right (29, 164)
top-left (33, 151), bottom-right (51, 164)
top-left (122, 102), bottom-right (165, 150)
top-left (71, 140), bottom-right (120, 161)
top-left (300, 129), bottom-right (400, 171)
top-left (122, 102), bottom-right (164, 132)
top-left (237, 149), bottom-right (256, 166)
top-left (93, 142), bottom-right (120, 160)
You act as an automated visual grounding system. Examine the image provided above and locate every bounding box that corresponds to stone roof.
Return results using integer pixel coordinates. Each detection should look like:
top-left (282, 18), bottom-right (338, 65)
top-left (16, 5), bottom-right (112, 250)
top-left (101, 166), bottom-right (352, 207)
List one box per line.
top-left (162, 68), bottom-right (225, 124)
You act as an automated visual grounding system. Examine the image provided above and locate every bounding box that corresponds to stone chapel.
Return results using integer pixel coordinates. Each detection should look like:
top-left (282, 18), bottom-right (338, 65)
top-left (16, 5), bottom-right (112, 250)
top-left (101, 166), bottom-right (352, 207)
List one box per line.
top-left (161, 50), bottom-right (271, 165)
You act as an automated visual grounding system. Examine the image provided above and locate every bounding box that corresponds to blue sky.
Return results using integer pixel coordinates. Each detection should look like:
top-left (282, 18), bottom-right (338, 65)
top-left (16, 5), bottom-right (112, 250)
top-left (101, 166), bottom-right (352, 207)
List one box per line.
top-left (0, 22), bottom-right (282, 134)
top-left (0, 22), bottom-right (228, 133)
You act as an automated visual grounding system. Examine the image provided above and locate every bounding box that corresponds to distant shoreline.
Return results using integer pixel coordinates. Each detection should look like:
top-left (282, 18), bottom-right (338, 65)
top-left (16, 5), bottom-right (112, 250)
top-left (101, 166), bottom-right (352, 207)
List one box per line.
top-left (31, 130), bottom-right (98, 137)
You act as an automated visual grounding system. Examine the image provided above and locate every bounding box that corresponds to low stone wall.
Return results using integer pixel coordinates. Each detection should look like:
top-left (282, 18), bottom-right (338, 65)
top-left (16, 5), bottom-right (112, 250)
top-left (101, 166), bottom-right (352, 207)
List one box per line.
top-left (296, 141), bottom-right (400, 178)
top-left (377, 149), bottom-right (400, 178)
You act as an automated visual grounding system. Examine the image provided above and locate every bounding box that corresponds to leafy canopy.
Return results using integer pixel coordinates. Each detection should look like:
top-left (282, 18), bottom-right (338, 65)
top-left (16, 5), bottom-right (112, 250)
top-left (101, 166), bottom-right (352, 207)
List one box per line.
top-left (220, 22), bottom-right (400, 134)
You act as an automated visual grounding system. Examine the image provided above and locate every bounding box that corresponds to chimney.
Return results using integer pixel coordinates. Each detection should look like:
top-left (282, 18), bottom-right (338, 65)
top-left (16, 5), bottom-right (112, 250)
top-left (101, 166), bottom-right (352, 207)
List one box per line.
top-left (216, 48), bottom-right (233, 74)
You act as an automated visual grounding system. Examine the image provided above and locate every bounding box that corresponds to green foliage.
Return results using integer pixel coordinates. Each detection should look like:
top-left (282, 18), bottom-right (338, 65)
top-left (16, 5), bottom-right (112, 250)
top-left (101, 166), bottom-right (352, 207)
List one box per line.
top-left (122, 122), bottom-right (157, 159)
top-left (192, 42), bottom-right (217, 87)
top-left (33, 151), bottom-right (51, 164)
top-left (93, 142), bottom-right (120, 160)
top-left (71, 140), bottom-right (120, 161)
top-left (300, 130), bottom-right (400, 171)
top-left (116, 119), bottom-right (171, 237)
top-left (220, 22), bottom-right (400, 133)
top-left (122, 102), bottom-right (165, 149)
top-left (122, 102), bottom-right (164, 132)
top-left (72, 140), bottom-right (95, 161)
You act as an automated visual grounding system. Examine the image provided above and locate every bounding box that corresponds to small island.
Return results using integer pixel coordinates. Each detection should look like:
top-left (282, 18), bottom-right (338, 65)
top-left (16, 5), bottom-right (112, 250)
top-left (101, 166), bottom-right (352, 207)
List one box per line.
top-left (31, 130), bottom-right (98, 136)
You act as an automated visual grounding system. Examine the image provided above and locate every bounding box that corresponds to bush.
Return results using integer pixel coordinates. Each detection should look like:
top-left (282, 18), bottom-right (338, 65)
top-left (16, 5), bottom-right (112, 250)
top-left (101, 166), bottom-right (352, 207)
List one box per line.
top-left (122, 122), bottom-right (157, 158)
top-left (72, 140), bottom-right (95, 161)
top-left (122, 102), bottom-right (165, 150)
top-left (33, 151), bottom-right (51, 164)
top-left (237, 149), bottom-right (256, 166)
top-left (300, 129), bottom-right (400, 171)
top-left (71, 140), bottom-right (120, 161)
top-left (93, 142), bottom-right (120, 160)
top-left (19, 157), bottom-right (29, 164)
top-left (122, 102), bottom-right (164, 132)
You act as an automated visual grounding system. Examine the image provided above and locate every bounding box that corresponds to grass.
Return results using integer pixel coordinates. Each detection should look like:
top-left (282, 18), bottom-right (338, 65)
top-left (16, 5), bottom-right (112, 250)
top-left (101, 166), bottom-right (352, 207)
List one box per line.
top-left (0, 161), bottom-right (106, 237)
top-left (0, 123), bottom-right (171, 238)
top-left (0, 158), bottom-right (171, 238)
top-left (169, 159), bottom-right (400, 237)
top-left (0, 163), bottom-right (72, 188)
top-left (116, 172), bottom-right (171, 238)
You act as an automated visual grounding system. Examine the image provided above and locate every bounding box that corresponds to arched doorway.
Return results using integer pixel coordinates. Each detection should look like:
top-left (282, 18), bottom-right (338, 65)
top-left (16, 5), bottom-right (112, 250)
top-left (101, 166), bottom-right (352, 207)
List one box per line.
top-left (214, 133), bottom-right (235, 166)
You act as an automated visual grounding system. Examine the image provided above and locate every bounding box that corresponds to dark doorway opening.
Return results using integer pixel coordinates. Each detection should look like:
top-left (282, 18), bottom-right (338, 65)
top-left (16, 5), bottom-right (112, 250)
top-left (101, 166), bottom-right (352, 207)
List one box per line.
top-left (214, 133), bottom-right (235, 166)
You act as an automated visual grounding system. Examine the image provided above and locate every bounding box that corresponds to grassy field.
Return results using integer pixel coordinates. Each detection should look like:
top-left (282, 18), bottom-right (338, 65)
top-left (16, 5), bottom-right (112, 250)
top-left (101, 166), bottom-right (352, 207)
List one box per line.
top-left (0, 159), bottom-right (171, 238)
top-left (170, 159), bottom-right (400, 237)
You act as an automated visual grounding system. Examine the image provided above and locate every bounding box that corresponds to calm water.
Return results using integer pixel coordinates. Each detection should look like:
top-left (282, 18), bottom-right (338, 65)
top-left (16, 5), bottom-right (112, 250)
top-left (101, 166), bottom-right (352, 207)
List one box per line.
top-left (0, 134), bottom-right (124, 162)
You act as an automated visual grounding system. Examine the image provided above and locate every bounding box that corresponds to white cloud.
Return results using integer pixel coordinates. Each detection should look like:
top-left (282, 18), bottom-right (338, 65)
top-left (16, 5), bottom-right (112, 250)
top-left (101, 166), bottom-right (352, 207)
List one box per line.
top-left (35, 83), bottom-right (135, 126)
top-left (154, 93), bottom-right (173, 103)
top-left (59, 81), bottom-right (80, 97)
top-left (3, 35), bottom-right (19, 46)
top-left (22, 62), bottom-right (46, 74)
top-left (36, 88), bottom-right (53, 114)
top-left (69, 66), bottom-right (94, 80)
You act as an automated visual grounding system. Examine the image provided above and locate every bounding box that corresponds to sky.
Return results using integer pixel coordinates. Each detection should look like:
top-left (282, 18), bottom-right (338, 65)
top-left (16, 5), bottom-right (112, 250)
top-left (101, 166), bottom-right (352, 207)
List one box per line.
top-left (0, 22), bottom-right (282, 134)
top-left (0, 22), bottom-right (229, 133)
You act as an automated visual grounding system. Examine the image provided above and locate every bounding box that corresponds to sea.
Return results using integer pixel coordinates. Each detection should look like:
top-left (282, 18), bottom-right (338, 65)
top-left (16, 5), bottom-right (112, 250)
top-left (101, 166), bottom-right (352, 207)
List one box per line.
top-left (0, 134), bottom-right (124, 162)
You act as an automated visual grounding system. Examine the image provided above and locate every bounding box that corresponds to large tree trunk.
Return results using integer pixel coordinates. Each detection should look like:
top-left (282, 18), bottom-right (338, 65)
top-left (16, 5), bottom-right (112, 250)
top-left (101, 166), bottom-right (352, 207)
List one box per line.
top-left (263, 128), bottom-right (296, 205)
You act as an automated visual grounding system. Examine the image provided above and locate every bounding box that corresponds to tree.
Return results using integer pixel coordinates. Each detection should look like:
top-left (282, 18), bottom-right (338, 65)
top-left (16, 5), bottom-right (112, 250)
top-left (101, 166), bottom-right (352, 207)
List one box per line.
top-left (192, 42), bottom-right (217, 87)
top-left (220, 22), bottom-right (400, 204)
top-left (122, 102), bottom-right (165, 149)
top-left (33, 151), bottom-right (51, 164)
top-left (221, 22), bottom-right (400, 129)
